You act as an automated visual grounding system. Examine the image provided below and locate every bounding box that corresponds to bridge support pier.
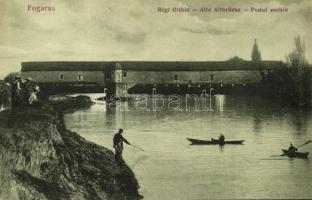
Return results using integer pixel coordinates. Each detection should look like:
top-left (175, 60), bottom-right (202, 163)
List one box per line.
top-left (103, 63), bottom-right (129, 101)
top-left (105, 83), bottom-right (129, 101)
top-left (115, 83), bottom-right (129, 100)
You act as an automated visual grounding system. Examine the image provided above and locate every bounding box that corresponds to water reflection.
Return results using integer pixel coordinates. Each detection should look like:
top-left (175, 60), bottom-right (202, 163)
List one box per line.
top-left (215, 94), bottom-right (225, 112)
top-left (253, 114), bottom-right (263, 134)
top-left (290, 109), bottom-right (310, 135)
top-left (105, 104), bottom-right (116, 129)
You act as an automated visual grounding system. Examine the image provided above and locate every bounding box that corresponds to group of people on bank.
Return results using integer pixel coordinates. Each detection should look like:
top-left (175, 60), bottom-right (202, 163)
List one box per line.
top-left (0, 75), bottom-right (40, 110)
top-left (10, 75), bottom-right (40, 108)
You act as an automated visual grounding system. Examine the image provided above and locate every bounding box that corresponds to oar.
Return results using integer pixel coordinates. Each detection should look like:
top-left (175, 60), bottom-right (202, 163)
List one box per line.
top-left (130, 144), bottom-right (144, 151)
top-left (296, 140), bottom-right (312, 149)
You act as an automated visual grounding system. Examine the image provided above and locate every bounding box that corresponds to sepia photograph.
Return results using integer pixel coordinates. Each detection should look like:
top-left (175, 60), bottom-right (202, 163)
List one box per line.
top-left (1, 0), bottom-right (312, 199)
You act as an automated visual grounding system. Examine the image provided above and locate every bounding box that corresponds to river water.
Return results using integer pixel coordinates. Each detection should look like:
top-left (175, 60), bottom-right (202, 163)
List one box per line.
top-left (64, 94), bottom-right (312, 199)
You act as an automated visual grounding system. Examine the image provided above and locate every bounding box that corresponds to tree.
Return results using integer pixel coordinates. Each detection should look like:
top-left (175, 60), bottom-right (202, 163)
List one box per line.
top-left (285, 36), bottom-right (310, 106)
top-left (251, 38), bottom-right (261, 62)
top-left (228, 56), bottom-right (245, 62)
top-left (286, 36), bottom-right (308, 78)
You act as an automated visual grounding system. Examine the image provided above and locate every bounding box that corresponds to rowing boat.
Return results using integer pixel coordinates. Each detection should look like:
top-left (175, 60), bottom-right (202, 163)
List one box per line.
top-left (281, 149), bottom-right (309, 159)
top-left (187, 138), bottom-right (244, 145)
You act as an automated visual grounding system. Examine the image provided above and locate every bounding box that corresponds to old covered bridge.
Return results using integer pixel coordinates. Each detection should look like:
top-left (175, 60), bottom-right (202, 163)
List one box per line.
top-left (21, 60), bottom-right (284, 97)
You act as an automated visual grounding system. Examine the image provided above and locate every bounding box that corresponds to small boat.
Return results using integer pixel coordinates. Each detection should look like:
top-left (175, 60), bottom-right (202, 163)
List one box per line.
top-left (281, 149), bottom-right (309, 159)
top-left (187, 138), bottom-right (244, 145)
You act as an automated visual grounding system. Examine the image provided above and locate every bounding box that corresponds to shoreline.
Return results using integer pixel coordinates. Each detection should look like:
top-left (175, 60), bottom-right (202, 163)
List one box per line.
top-left (0, 95), bottom-right (142, 200)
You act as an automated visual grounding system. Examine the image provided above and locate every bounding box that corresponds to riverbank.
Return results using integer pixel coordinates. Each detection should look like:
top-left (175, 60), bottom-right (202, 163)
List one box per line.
top-left (0, 96), bottom-right (142, 200)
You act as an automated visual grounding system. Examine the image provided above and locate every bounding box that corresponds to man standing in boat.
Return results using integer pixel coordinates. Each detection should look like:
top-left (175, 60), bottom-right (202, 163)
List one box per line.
top-left (113, 129), bottom-right (131, 164)
top-left (288, 143), bottom-right (298, 153)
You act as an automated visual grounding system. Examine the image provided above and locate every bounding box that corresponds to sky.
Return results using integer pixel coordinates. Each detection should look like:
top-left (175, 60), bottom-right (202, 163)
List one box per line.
top-left (0, 0), bottom-right (311, 79)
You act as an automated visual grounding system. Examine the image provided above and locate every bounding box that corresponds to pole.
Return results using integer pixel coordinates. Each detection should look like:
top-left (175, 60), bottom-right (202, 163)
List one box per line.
top-left (131, 144), bottom-right (144, 151)
top-left (297, 140), bottom-right (312, 148)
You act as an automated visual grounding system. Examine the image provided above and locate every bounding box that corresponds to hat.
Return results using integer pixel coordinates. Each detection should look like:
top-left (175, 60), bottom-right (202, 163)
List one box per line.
top-left (34, 85), bottom-right (40, 92)
top-left (26, 77), bottom-right (32, 81)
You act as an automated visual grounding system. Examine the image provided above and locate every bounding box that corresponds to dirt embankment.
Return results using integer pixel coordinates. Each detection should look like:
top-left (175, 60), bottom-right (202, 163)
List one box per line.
top-left (0, 96), bottom-right (141, 200)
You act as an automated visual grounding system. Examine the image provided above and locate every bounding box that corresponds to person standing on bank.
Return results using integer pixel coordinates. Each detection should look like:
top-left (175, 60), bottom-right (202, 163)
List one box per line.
top-left (28, 85), bottom-right (40, 106)
top-left (23, 77), bottom-right (34, 103)
top-left (11, 76), bottom-right (21, 108)
top-left (113, 129), bottom-right (131, 164)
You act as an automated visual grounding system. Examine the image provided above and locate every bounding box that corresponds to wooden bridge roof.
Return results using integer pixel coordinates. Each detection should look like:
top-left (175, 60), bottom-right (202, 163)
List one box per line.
top-left (21, 61), bottom-right (285, 72)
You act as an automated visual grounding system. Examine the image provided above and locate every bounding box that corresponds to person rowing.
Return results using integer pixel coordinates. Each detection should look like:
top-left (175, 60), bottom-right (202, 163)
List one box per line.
top-left (219, 133), bottom-right (225, 143)
top-left (288, 142), bottom-right (298, 153)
